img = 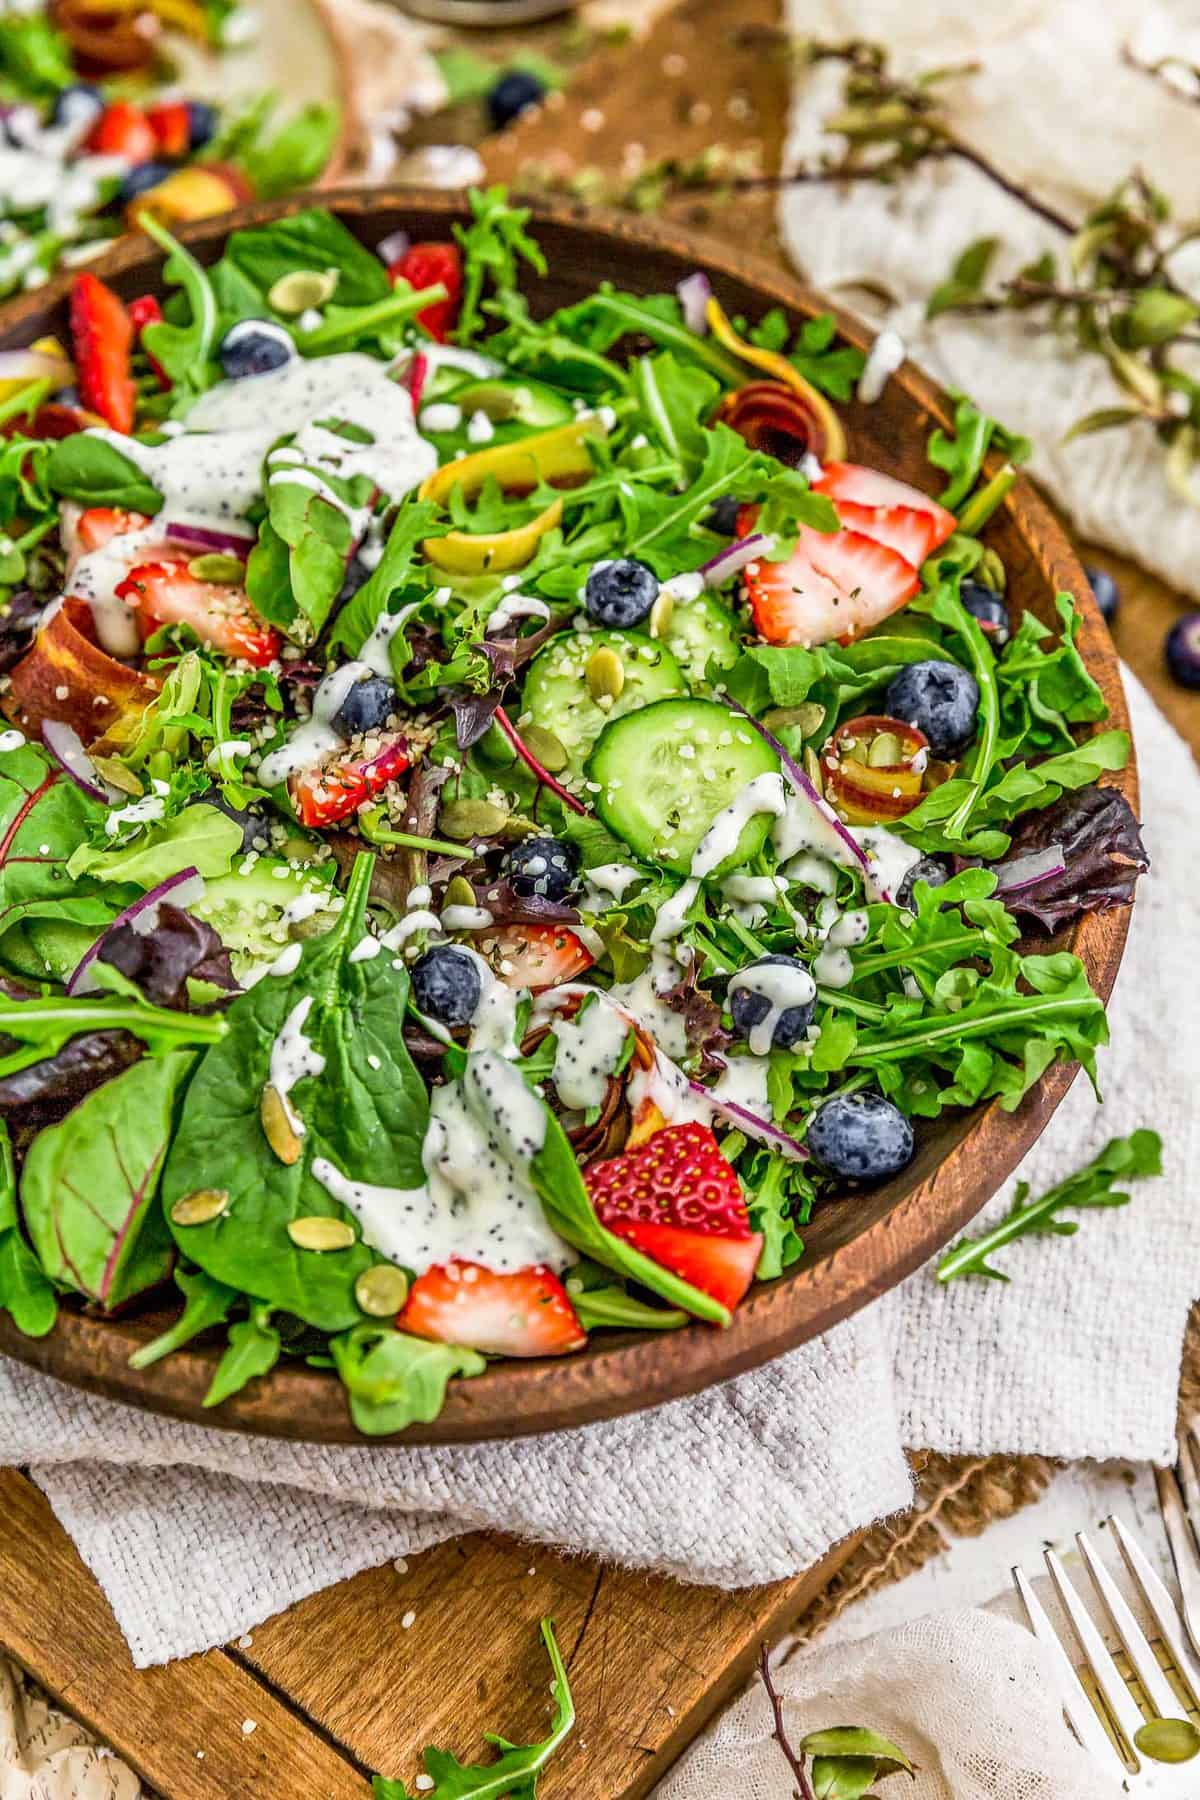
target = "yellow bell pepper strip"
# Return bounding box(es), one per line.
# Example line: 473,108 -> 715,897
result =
705,296 -> 848,463
418,416 -> 604,573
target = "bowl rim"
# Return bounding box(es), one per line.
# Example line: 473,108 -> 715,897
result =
0,188 -> 1137,1444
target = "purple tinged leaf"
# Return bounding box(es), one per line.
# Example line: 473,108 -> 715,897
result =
993,785 -> 1148,930
97,903 -> 238,1009
0,1028 -> 142,1117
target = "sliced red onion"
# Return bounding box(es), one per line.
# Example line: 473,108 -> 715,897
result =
67,868 -> 206,996
42,720 -> 111,802
676,271 -> 712,336
992,843 -> 1066,894
377,228 -> 409,267
700,533 -> 768,588
686,1078 -> 810,1160
728,700 -> 891,902
163,521 -> 255,557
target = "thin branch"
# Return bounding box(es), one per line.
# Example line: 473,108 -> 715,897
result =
759,1644 -> 815,1800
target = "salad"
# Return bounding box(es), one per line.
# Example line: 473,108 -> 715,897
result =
0,188 -> 1148,1434
0,4 -> 336,302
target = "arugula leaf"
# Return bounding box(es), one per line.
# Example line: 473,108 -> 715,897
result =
453,185 -> 548,345
927,390 -> 1032,511
937,1128 -> 1162,1281
45,435 -> 162,514
0,1120 -> 55,1338
565,1261 -> 688,1332
997,593 -> 1106,752
330,1324 -> 486,1435
205,1306 -> 282,1406
161,854 -> 430,1333
237,103 -> 339,201
20,1052 -> 196,1309
629,350 -> 721,470
136,214 -> 219,411
742,1149 -> 812,1280
544,285 -> 746,387
128,1265 -> 238,1368
328,501 -> 448,656
778,310 -> 866,401
68,804 -> 244,886
222,209 -> 390,309
0,13 -> 73,98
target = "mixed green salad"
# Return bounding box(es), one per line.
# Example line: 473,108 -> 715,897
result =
0,187 -> 1148,1433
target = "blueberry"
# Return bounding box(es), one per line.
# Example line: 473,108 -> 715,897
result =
503,834 -> 581,902
885,660 -> 980,759
487,69 -> 546,131
50,83 -> 103,131
959,580 -> 1010,650
338,554 -> 371,602
411,944 -> 482,1028
1166,612 -> 1200,690
218,320 -> 294,380
1085,566 -> 1119,624
896,855 -> 952,913
703,496 -> 742,536
332,674 -> 398,738
119,161 -> 173,203
729,953 -> 815,1050
807,1091 -> 915,1183
585,557 -> 659,628
186,99 -> 218,150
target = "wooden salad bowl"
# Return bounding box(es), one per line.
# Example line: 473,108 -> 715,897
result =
0,191 -> 1137,1443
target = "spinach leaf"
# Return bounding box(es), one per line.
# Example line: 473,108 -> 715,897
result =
238,103 -> 339,201
0,1120 -> 55,1337
327,500 -> 446,655
136,215 -> 219,411
68,804 -> 244,886
128,1264 -> 238,1368
330,1324 -> 486,1435
20,1051 -> 195,1308
222,208 -> 390,309
161,853 -> 430,1333
247,457 -> 373,643
205,1305 -> 281,1406
0,13 -> 73,98
45,435 -> 162,514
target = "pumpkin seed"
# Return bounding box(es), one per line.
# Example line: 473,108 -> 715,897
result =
803,747 -> 824,794
268,268 -> 339,314
867,731 -> 903,768
443,873 -> 477,910
977,546 -> 1006,592
439,797 -> 509,840
586,645 -> 624,702
842,737 -> 869,764
648,590 -> 674,639
187,552 -> 245,584
355,1263 -> 410,1316
260,1084 -> 302,1166
520,723 -> 569,772
764,702 -> 825,740
171,1187 -> 230,1227
288,1216 -> 357,1252
498,814 -> 538,840
90,755 -> 143,796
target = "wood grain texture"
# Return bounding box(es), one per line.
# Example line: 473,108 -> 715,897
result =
0,1469 -> 371,1799
0,188 -> 1136,1444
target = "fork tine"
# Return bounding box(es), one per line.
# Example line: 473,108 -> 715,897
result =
1109,1513 -> 1200,1710
1156,1465 -> 1200,1667
1045,1547 -> 1144,1761
1076,1530 -> 1182,1721
1013,1564 -> 1118,1766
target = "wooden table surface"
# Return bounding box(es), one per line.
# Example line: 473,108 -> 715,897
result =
0,2 -> 1195,1796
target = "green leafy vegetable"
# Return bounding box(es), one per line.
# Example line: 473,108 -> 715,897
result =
0,989 -> 224,1081
0,1120 -> 55,1337
223,209 -> 391,309
937,1128 -> 1162,1281
0,13 -> 73,98
330,1324 -> 486,1435
68,804 -> 244,887
238,103 -> 339,201
128,1265 -> 238,1368
205,1305 -> 282,1406
453,185 -> 548,345
327,500 -> 447,655
927,391 -> 1032,512
136,215 -> 219,411
248,456 -> 374,643
21,1053 -> 196,1309
44,435 -> 162,514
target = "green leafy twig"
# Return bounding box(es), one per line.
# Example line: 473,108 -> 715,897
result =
757,1647 -> 916,1798
937,1128 -> 1163,1283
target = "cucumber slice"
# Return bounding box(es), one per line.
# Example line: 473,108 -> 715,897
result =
449,377 -> 574,428
190,859 -> 340,984
522,629 -> 687,774
662,590 -> 742,686
588,697 -> 781,876
422,364 -> 473,403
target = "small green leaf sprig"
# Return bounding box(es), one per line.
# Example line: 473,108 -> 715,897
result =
758,1646 -> 915,1799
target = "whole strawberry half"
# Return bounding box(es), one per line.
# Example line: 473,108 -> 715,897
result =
585,1122 -> 763,1311
69,273 -> 136,435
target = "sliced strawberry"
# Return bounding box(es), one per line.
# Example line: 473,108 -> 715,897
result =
388,242 -> 462,343
291,737 -> 411,829
146,99 -> 191,158
73,507 -> 151,554
741,515 -> 920,648
828,498 -> 938,566
813,462 -> 956,551
399,1260 -> 586,1357
129,295 -> 169,389
70,273 -> 136,435
617,1221 -> 762,1312
114,558 -> 281,666
476,923 -> 595,992
86,101 -> 156,162
585,1122 -> 762,1310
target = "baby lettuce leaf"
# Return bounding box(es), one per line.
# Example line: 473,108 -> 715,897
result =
44,435 -> 162,514
247,457 -> 374,644
330,1324 -> 486,1436
0,1119 -> 56,1336
204,1305 -> 281,1407
222,208 -> 390,309
128,1264 -> 238,1368
161,853 -> 430,1333
0,742 -> 110,912
20,1051 -> 195,1308
327,501 -> 448,656
136,215 -> 219,412
994,785 -> 1149,930
68,804 -> 244,886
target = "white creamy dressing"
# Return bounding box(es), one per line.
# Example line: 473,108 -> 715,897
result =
486,592 -> 551,635
548,998 -> 630,1112
582,862 -> 642,904
458,945 -> 524,1058
408,342 -> 502,383
727,961 -> 817,1057
265,941 -> 303,978
268,995 -> 326,1137
651,772 -> 787,952
466,410 -> 495,444
359,600 -> 419,679
257,662 -> 369,788
0,99 -> 127,246
348,935 -> 382,963
0,729 -> 25,752
811,908 -> 868,989
279,887 -> 341,928
851,825 -> 921,901
857,327 -> 907,405
420,402 -> 462,434
380,908 -> 442,950
440,903 -> 494,931
66,516 -> 164,659
711,1054 -> 774,1121
311,1051 -> 572,1276
104,779 -> 168,836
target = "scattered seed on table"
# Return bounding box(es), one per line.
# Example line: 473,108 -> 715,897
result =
242,1720 -> 257,1736
401,1609 -> 416,1628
